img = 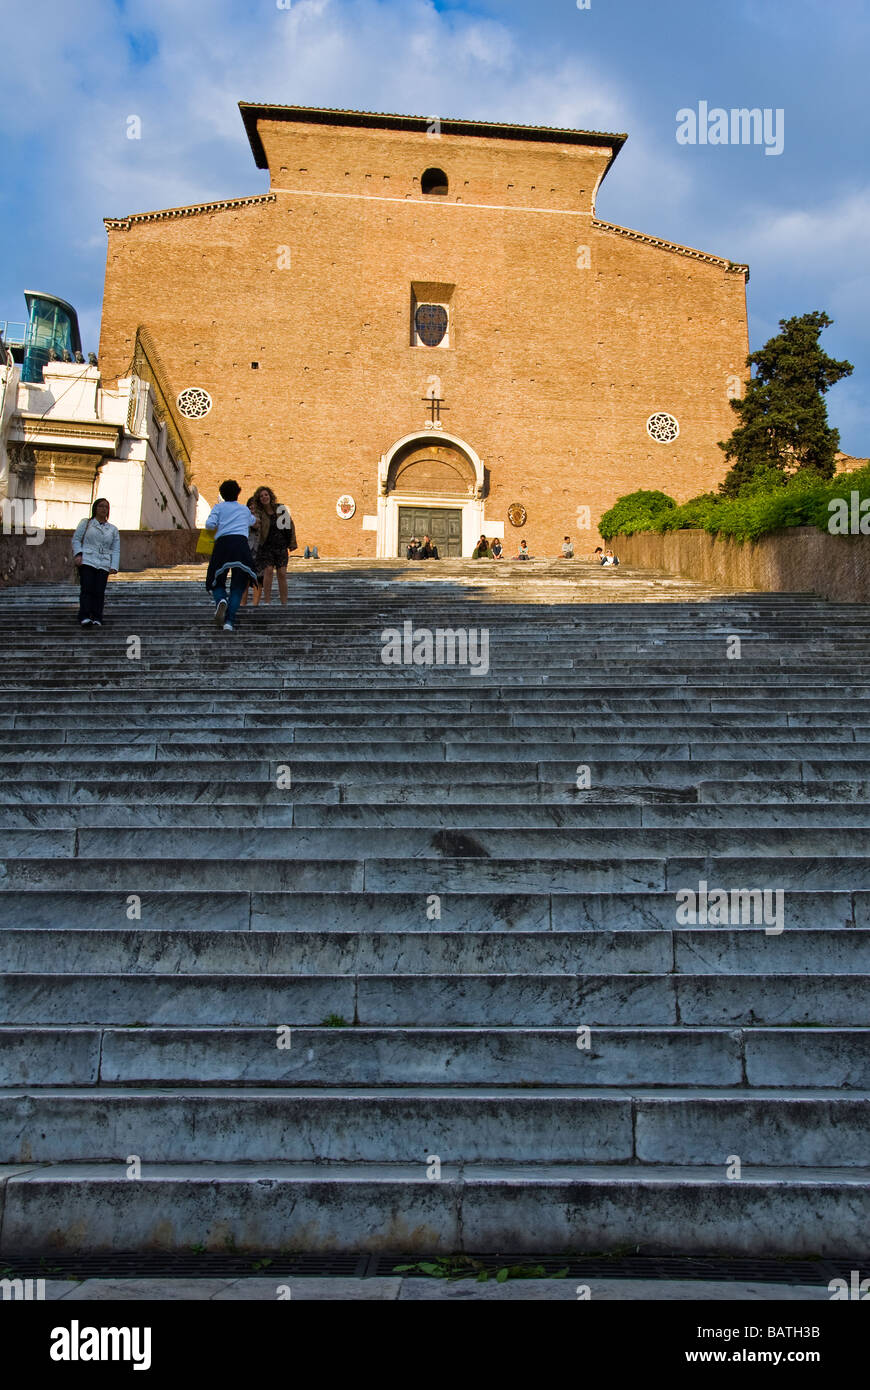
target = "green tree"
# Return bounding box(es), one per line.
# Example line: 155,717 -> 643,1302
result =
719,311 -> 853,497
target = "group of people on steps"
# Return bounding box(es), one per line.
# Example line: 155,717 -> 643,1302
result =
70,481 -> 296,632
204,480 -> 297,632
71,488 -> 618,632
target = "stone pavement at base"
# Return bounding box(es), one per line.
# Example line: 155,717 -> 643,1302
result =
34,1277 -> 832,1301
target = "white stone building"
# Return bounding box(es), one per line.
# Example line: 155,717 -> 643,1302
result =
0,342 -> 198,532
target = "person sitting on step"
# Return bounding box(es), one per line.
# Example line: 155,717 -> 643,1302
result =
602,548 -> 620,567
472,535 -> 492,559
491,538 -> 504,559
561,536 -> 574,558
418,534 -> 440,560
515,538 -> 532,560
406,536 -> 422,559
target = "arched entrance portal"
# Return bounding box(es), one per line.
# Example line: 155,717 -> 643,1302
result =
376,432 -> 487,558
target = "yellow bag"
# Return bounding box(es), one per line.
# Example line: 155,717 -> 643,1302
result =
196,527 -> 215,556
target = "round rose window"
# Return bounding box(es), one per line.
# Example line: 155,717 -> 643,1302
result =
646,412 -> 679,443
176,387 -> 212,419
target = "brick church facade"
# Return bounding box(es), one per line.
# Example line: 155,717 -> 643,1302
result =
98,103 -> 750,556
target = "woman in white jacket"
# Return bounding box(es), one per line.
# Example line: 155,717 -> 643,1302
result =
72,498 -> 121,627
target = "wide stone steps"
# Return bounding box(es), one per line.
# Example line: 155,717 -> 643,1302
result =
2,559 -> 869,1256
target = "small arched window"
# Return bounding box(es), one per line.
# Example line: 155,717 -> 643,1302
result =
421,167 -> 449,196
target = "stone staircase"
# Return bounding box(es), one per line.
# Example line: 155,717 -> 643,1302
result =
1,557 -> 869,1257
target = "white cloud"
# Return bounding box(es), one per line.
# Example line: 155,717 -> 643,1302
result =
2,0 -> 866,455
741,189 -> 870,261
3,0 -> 636,230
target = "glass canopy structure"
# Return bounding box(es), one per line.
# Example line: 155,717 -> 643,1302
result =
21,291 -> 83,383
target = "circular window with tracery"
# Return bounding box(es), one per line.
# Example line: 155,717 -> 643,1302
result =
647,412 -> 679,443
176,387 -> 212,419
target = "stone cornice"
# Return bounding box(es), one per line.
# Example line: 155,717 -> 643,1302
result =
591,218 -> 750,279
239,101 -> 627,168
104,193 -> 276,232
16,417 -> 122,450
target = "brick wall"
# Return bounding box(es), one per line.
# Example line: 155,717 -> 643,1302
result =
99,116 -> 749,557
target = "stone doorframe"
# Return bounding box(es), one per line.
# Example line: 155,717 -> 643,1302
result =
375,431 -> 489,558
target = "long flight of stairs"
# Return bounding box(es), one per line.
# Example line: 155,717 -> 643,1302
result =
1,558 -> 869,1257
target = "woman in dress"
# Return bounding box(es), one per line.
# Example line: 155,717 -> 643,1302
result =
246,486 -> 297,606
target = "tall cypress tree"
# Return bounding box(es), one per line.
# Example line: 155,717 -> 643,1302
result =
719,311 -> 853,497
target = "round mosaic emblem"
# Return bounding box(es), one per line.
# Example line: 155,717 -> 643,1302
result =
646,412 -> 680,443
508,503 -> 527,528
415,304 -> 448,347
176,387 -> 212,419
336,494 -> 356,519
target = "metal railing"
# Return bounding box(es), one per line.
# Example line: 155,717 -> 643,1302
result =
0,321 -> 26,347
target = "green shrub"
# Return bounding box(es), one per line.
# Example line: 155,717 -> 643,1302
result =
606,463 -> 870,544
599,490 -> 676,541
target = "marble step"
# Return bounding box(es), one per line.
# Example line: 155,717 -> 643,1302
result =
3,928 -> 869,975
5,801 -> 870,830
1,972 -> 867,1026
9,711 -> 867,730
0,780 -> 340,806
4,853 -> 870,893
1,1161 -> 867,1257
58,825 -> 870,859
4,724 -> 866,745
2,735 -> 866,760
13,777 -> 868,808
8,665 -> 870,682
8,694 -> 870,714
1,759 -> 861,786
1,1086 -> 868,1166
0,888 -> 857,931
6,1025 -> 869,1089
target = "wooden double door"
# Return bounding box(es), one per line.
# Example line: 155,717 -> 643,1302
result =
398,506 -> 462,557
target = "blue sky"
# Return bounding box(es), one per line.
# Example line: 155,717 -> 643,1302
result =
2,0 -> 868,452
